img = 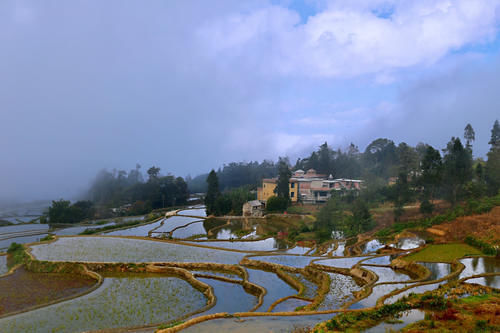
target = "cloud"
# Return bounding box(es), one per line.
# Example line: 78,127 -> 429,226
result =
200,0 -> 500,78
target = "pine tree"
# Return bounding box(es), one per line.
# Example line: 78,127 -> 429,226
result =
464,123 -> 475,152
275,157 -> 292,199
486,120 -> 500,195
205,170 -> 220,215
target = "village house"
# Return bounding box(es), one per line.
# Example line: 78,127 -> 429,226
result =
242,200 -> 264,217
257,169 -> 363,204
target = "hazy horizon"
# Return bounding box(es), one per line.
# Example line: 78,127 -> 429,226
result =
2,0 -> 500,203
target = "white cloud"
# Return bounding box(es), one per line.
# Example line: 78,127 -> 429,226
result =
198,0 -> 500,79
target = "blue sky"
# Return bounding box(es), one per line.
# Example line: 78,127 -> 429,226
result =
1,0 -> 500,201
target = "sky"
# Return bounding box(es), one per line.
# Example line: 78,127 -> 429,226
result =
1,0 -> 500,202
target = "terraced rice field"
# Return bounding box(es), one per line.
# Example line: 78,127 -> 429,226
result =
459,257 -> 500,288
316,273 -> 360,310
0,266 -> 96,316
0,274 -> 206,332
314,256 -> 369,269
246,268 -> 298,311
30,237 -> 246,264
250,255 -> 316,268
105,219 -> 164,237
189,238 -> 279,251
0,255 -> 8,276
171,221 -> 206,239
197,278 -> 257,313
154,216 -> 201,233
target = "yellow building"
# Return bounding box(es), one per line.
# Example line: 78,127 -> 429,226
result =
257,178 -> 298,202
257,178 -> 276,201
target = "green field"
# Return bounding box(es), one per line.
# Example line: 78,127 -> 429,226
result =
403,243 -> 482,262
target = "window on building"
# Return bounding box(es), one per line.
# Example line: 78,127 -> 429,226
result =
291,182 -> 295,188
291,192 -> 294,197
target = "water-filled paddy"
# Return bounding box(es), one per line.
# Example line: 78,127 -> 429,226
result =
30,237 -> 246,264
314,256 -> 369,269
54,222 -> 116,236
361,239 -> 386,254
459,257 -> 500,288
250,255 -> 315,268
272,298 -> 311,312
105,219 -> 164,237
283,245 -> 312,255
0,266 -> 96,316
182,313 -> 333,333
364,266 -> 412,283
384,282 -> 444,304
171,221 -> 206,239
189,238 -> 280,252
196,278 -> 257,314
154,216 -> 202,233
289,272 -> 317,299
246,268 -> 297,311
0,234 -> 49,252
0,274 -> 206,332
0,255 -> 7,275
0,224 -> 49,235
316,273 -> 360,310
351,283 -> 414,309
393,237 -> 425,250
177,208 -> 207,217
330,241 -> 345,256
364,309 -> 425,332
362,255 -> 393,265
418,262 -> 451,280
191,270 -> 241,280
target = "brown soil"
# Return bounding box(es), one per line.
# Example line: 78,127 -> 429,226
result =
372,201 -> 451,230
0,266 -> 96,316
425,206 -> 500,245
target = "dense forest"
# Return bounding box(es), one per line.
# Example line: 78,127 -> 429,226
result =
187,161 -> 278,193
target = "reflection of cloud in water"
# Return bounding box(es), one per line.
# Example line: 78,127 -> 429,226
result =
460,257 -> 500,289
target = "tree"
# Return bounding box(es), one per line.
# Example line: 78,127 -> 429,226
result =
147,166 -> 161,182
275,157 -> 291,199
488,119 -> 500,149
464,123 -> 475,152
265,196 -> 289,213
318,142 -> 333,175
442,137 -> 473,205
205,170 -> 220,215
419,145 -> 442,214
486,120 -> 500,195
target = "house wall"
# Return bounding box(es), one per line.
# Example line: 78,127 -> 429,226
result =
258,181 -> 277,201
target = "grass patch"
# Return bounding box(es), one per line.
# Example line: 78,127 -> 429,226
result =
461,294 -> 492,304
404,243 -> 482,262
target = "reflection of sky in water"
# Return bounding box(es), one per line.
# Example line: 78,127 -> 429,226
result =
171,221 -> 205,238
197,278 -> 257,314
54,222 -> 115,236
362,255 -> 392,265
315,257 -> 368,268
177,208 -> 207,217
418,262 -> 451,280
362,239 -> 385,254
246,268 -> 297,311
364,309 -> 425,332
187,238 -> 279,251
106,220 -> 164,237
331,242 -> 345,256
392,237 -> 425,250
459,257 -> 500,288
0,224 -> 49,235
364,266 -> 412,283
384,282 -> 444,304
